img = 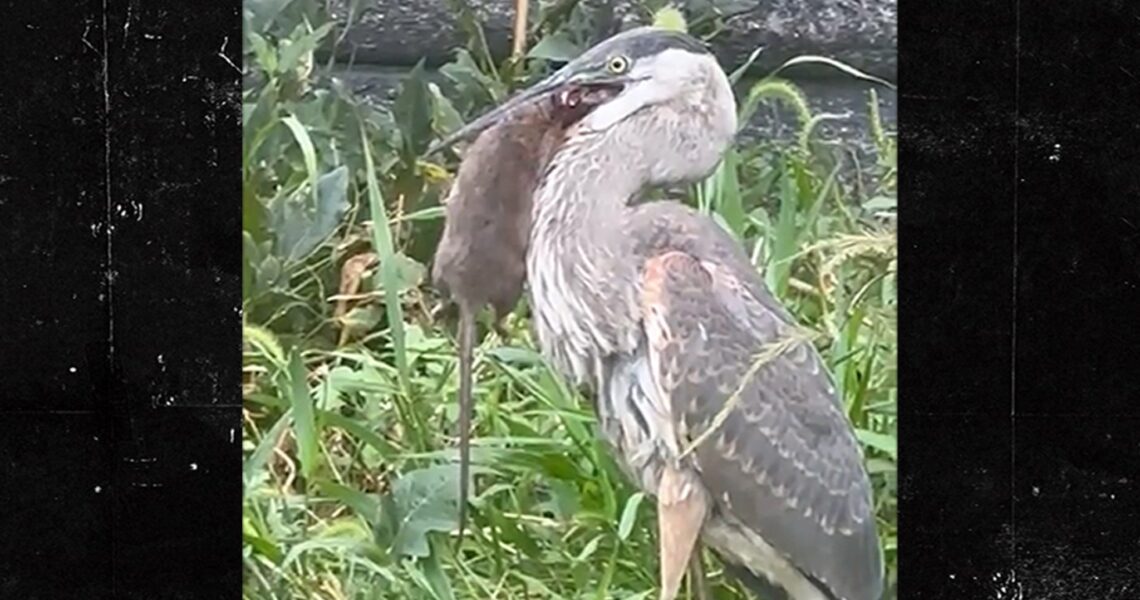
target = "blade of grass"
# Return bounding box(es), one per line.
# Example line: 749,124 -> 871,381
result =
286,351 -> 319,481
712,148 -> 746,240
765,167 -> 800,296
423,539 -> 457,600
281,115 -> 320,206
244,408 -> 293,482
728,45 -> 764,86
359,124 -> 410,393
319,481 -> 382,525
616,492 -> 645,542
770,55 -> 897,90
321,410 -> 398,457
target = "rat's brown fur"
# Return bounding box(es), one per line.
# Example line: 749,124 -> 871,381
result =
431,84 -> 619,544
432,86 -> 614,326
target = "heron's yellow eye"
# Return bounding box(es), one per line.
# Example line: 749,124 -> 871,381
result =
606,55 -> 629,74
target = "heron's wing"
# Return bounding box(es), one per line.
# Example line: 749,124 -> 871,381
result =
636,238 -> 883,600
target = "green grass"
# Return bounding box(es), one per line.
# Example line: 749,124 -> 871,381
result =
241,3 -> 897,599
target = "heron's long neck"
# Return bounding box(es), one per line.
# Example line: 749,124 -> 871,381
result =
531,137 -> 641,250
526,140 -> 645,382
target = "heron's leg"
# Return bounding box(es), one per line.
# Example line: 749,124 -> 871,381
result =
688,545 -> 710,600
657,465 -> 709,600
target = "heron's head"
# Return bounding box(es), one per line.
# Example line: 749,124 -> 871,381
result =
433,27 -> 738,186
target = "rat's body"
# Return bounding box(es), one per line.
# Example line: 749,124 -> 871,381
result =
432,84 -> 618,542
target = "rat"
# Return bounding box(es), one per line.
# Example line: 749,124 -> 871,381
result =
431,82 -> 620,544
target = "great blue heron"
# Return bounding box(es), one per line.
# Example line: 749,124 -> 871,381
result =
437,26 -> 883,600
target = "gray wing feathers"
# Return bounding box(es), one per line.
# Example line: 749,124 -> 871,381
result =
634,203 -> 883,600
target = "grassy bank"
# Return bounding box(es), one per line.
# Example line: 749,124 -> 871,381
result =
241,3 -> 897,598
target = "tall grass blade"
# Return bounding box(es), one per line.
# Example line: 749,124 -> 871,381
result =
286,351 -> 319,480
244,408 -> 292,482
710,148 -> 747,240
771,55 -> 897,90
281,115 -> 320,205
359,125 -> 410,392
728,45 -> 765,85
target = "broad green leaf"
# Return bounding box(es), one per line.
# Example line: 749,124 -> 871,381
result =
270,165 -> 350,263
373,486 -> 401,550
428,83 -> 465,138
385,465 -> 462,558
439,49 -> 502,109
527,32 -> 580,62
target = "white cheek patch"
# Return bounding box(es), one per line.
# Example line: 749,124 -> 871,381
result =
579,101 -> 629,133
579,78 -> 667,133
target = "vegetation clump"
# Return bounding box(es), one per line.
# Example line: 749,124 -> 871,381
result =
241,2 -> 897,598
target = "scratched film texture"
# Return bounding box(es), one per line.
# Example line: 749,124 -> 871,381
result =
1,1 -> 243,597
901,0 -> 1140,598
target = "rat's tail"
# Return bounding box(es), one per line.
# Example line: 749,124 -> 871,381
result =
455,308 -> 476,547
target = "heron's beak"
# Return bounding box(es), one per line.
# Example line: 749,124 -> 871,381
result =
425,69 -> 636,156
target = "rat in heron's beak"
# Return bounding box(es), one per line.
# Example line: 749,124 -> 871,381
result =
425,68 -> 636,156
